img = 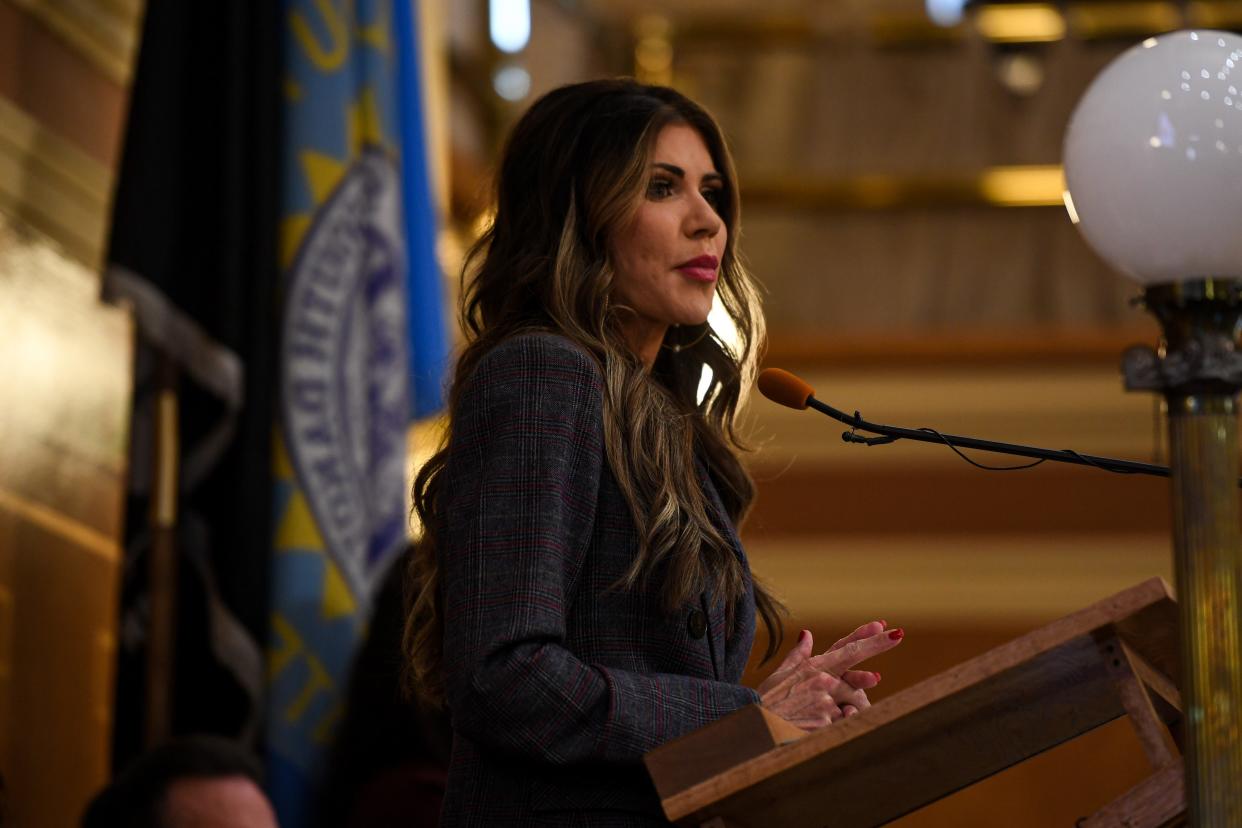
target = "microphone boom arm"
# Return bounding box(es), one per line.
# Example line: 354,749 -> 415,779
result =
806,395 -> 1194,481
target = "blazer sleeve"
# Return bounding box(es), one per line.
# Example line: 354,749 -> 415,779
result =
440,334 -> 761,766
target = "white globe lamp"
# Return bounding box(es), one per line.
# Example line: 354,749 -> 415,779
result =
1065,30 -> 1242,827
1065,30 -> 1242,285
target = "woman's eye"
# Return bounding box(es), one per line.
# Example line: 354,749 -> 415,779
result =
647,179 -> 674,199
702,188 -> 723,208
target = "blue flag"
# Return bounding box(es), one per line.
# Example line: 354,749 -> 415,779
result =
396,0 -> 449,418
267,2 -> 447,824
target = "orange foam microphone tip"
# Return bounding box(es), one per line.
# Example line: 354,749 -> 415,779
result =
757,368 -> 815,410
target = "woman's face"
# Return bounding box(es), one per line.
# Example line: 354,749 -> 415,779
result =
608,123 -> 727,365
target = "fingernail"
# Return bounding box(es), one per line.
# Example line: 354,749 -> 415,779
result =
799,629 -> 809,643
873,671 -> 882,681
878,620 -> 887,628
888,628 -> 905,641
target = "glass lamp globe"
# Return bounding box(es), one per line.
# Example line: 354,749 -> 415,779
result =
1064,30 -> 1242,285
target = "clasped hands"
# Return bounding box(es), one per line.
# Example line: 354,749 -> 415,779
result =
758,621 -> 904,731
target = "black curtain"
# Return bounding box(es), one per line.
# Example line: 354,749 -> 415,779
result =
106,0 -> 281,769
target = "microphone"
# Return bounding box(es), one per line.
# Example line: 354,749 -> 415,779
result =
756,368 -> 814,410
755,367 -> 1218,482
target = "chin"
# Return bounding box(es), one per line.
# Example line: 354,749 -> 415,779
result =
675,297 -> 715,327
673,312 -> 711,328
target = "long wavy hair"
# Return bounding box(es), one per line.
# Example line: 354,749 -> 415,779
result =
404,79 -> 784,706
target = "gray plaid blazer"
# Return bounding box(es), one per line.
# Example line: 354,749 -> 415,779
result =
437,333 -> 760,826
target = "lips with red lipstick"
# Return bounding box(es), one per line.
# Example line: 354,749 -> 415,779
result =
674,254 -> 719,283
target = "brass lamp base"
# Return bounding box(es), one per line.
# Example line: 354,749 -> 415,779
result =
1124,279 -> 1242,827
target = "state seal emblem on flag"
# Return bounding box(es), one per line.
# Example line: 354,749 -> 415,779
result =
281,148 -> 410,602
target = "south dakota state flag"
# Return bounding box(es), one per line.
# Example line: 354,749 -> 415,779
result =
267,1 -> 446,824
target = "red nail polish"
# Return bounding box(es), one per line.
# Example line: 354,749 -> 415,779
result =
888,628 -> 904,641
873,671 -> 882,681
878,620 -> 887,629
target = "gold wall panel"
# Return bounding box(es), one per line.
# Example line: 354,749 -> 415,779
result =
0,95 -> 113,270
7,0 -> 144,85
0,213 -> 132,827
746,533 -> 1172,626
0,1 -> 133,169
741,165 -> 1066,210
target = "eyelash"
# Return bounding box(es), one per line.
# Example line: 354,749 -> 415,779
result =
647,178 -> 675,199
647,177 -> 725,208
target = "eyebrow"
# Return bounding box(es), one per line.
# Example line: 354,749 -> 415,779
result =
652,162 -> 724,184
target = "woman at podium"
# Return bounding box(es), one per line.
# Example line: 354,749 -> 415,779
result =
404,78 -> 903,826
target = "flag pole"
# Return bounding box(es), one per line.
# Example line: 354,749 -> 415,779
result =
145,351 -> 180,747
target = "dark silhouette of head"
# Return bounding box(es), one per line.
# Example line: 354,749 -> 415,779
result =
81,735 -> 276,828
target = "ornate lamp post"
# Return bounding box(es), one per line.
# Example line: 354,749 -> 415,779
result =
1065,30 -> 1242,826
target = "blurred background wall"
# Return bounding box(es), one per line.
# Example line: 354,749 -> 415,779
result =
3,0 -> 1237,825
0,1 -> 143,826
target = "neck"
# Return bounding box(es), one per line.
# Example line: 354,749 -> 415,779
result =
621,320 -> 668,369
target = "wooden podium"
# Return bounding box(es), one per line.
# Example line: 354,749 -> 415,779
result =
645,578 -> 1185,827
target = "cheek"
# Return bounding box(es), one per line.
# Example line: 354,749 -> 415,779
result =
621,225 -> 662,268
610,225 -> 664,292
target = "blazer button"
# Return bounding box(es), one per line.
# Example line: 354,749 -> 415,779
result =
687,609 -> 708,639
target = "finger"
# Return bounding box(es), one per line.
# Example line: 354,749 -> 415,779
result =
841,669 -> 881,690
773,662 -> 873,708
786,713 -> 833,732
811,628 -> 904,674
845,687 -> 871,710
817,671 -> 871,711
776,629 -> 814,673
829,621 -> 887,652
758,630 -> 817,696
790,691 -> 842,724
783,671 -> 867,719
841,704 -> 860,718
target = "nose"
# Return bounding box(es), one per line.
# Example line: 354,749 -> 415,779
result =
686,191 -> 723,240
